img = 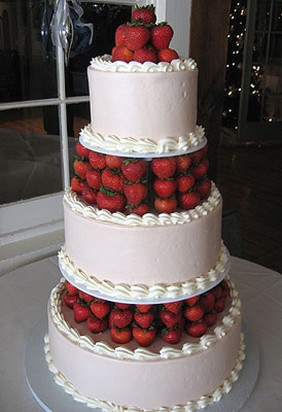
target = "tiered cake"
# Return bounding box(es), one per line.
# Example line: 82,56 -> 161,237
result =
45,6 -> 244,411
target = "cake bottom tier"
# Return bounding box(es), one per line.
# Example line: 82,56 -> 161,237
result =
45,281 -> 244,411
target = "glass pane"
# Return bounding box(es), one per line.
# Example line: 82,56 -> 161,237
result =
0,107 -> 63,204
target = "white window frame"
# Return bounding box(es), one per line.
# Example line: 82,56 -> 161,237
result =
0,0 -> 192,275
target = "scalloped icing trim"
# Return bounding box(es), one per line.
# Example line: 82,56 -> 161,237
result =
79,124 -> 206,155
58,243 -> 230,300
44,331 -> 245,412
90,55 -> 197,73
64,183 -> 221,228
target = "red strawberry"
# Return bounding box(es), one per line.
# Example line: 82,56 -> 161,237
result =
200,292 -> 215,313
132,326 -> 156,347
63,293 -> 78,309
96,190 -> 126,212
211,285 -> 222,299
134,311 -> 154,329
133,47 -> 157,63
161,327 -> 182,344
114,302 -> 131,310
73,303 -> 90,323
65,280 -> 78,295
163,301 -> 183,314
102,169 -> 124,193
190,149 -> 204,165
90,300 -> 111,319
175,155 -> 192,174
71,176 -> 87,194
112,45 -> 133,63
87,314 -> 108,333
153,179 -> 177,198
158,48 -> 179,63
151,23 -> 174,50
160,309 -> 182,328
105,154 -> 123,170
186,320 -> 207,337
78,290 -> 94,303
204,311 -> 218,327
178,191 -> 200,210
151,157 -> 176,179
127,202 -> 150,217
214,298 -> 226,313
86,169 -> 102,190
74,159 -> 90,179
75,142 -> 90,158
135,304 -> 152,313
176,174 -> 195,193
111,326 -> 132,344
185,296 -> 200,306
82,186 -> 97,204
191,161 -> 208,180
132,5 -> 156,24
89,151 -> 107,170
184,305 -> 204,322
124,182 -> 148,205
124,24 -> 151,52
109,308 -> 133,328
121,159 -> 147,182
154,197 -> 177,213
220,280 -> 230,298
197,179 -> 212,200
115,23 -> 127,46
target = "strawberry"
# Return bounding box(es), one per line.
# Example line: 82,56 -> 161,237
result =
211,285 -> 222,299
112,45 -> 133,63
200,292 -> 215,313
151,157 -> 176,179
134,311 -> 154,329
176,174 -> 195,193
121,159 -> 147,182
71,176 -> 87,194
135,304 -> 152,313
124,182 -> 148,205
73,303 -> 90,323
220,280 -> 230,298
184,304 -> 204,322
124,24 -> 151,52
178,191 -> 200,210
96,189 -> 126,212
190,149 -> 204,165
214,298 -> 226,313
65,280 -> 78,295
90,300 -> 111,319
127,202 -> 150,217
109,308 -> 133,328
175,155 -> 192,174
133,47 -> 157,63
89,151 -> 107,170
185,296 -> 200,307
86,169 -> 102,190
102,169 -> 124,193
154,197 -> 177,213
132,5 -> 156,24
114,302 -> 131,310
204,311 -> 218,327
78,290 -> 94,303
115,23 -> 127,46
161,326 -> 182,344
197,178 -> 212,200
75,142 -> 90,158
163,301 -> 183,314
82,186 -> 97,205
151,23 -> 174,50
158,48 -> 179,63
105,154 -> 123,170
186,320 -> 207,337
63,293 -> 78,309
132,326 -> 156,347
111,326 -> 132,344
87,314 -> 108,333
191,160 -> 208,180
74,159 -> 90,179
153,179 -> 177,198
160,309 -> 182,328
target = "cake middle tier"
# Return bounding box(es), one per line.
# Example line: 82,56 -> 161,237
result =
62,184 -> 223,295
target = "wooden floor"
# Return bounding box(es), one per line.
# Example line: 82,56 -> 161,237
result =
217,142 -> 282,274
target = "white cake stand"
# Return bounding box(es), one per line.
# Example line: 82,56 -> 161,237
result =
25,318 -> 259,412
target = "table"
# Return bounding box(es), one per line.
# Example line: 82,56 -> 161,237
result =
0,256 -> 281,412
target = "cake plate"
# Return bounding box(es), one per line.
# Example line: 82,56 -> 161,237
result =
25,317 -> 259,412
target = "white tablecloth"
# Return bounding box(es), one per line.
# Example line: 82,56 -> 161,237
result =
0,256 -> 281,412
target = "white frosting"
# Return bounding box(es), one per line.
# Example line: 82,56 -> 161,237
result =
58,243 -> 229,300
64,183 -> 221,228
